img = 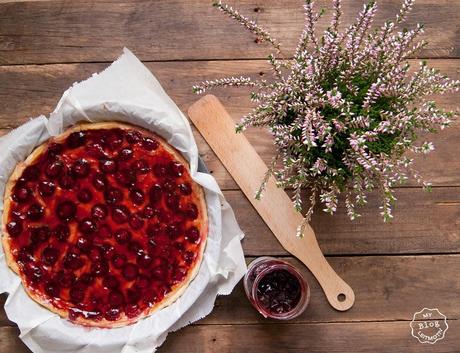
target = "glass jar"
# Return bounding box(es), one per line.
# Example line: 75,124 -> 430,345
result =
243,256 -> 310,320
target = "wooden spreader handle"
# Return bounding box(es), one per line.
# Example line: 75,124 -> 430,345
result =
188,95 -> 355,311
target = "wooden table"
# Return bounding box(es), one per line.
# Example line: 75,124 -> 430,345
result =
0,1 -> 459,352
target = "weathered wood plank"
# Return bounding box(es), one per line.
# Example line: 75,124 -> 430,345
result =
0,0 -> 459,65
159,321 -> 459,353
0,327 -> 26,353
0,59 -> 458,187
162,321 -> 459,353
227,187 -> 460,256
1,319 -> 458,353
2,255 -> 458,326
0,0 -> 50,3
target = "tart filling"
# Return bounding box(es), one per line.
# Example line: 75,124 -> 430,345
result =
2,122 -> 207,327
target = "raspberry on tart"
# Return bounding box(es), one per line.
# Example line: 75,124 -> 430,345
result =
1,122 -> 207,328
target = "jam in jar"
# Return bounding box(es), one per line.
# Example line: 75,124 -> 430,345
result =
244,257 -> 310,320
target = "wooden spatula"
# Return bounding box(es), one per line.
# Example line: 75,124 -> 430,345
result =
188,95 -> 355,311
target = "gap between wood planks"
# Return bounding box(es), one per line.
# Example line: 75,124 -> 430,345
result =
0,301 -> 458,326
263,252 -> 460,258
192,318 -> 460,326
0,57 -> 456,67
1,55 -> 459,67
1,308 -> 456,327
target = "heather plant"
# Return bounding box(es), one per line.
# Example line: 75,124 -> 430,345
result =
193,0 -> 459,236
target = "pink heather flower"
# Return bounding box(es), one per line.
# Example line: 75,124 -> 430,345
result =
195,0 -> 459,232
326,89 -> 344,108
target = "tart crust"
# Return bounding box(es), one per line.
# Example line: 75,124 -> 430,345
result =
2,122 -> 208,328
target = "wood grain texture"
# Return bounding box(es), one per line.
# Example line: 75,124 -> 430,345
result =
1,255 -> 459,327
0,0 -> 50,3
0,0 -> 459,65
1,320 -> 458,353
159,320 -> 460,353
0,59 -> 458,187
2,320 -> 458,353
229,187 -> 460,256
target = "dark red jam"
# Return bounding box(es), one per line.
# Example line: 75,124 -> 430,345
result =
244,257 -> 309,320
256,269 -> 301,315
5,125 -> 205,325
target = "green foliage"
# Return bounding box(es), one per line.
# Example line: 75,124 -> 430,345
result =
286,66 -> 403,188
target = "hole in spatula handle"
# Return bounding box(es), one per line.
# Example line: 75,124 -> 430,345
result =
337,293 -> 346,302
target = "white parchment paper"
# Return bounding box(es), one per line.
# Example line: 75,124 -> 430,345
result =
0,48 -> 247,353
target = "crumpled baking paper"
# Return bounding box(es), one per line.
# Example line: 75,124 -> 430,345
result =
0,48 -> 247,353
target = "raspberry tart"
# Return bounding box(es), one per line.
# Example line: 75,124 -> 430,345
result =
2,122 -> 207,327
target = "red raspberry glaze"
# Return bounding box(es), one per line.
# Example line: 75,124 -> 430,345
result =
5,127 -> 205,325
